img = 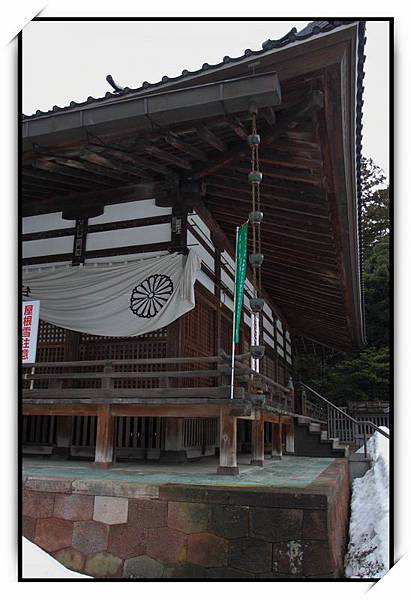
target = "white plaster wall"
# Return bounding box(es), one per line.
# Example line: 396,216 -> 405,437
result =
88,199 -> 172,224
23,212 -> 75,234
23,236 -> 74,258
187,230 -> 214,271
86,223 -> 171,251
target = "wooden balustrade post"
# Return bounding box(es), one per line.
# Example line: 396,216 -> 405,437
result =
251,413 -> 265,466
102,361 -> 113,391
285,419 -> 295,454
95,405 -> 115,468
217,409 -> 239,475
271,420 -> 283,460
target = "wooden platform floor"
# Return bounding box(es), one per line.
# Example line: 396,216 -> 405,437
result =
23,455 -> 335,489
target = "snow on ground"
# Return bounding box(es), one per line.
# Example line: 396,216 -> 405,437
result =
345,426 -> 390,578
22,538 -> 91,579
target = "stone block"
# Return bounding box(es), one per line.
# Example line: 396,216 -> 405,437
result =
23,490 -> 55,518
168,502 -> 210,533
108,524 -> 147,559
84,552 -> 123,578
147,527 -> 187,564
250,507 -> 303,542
34,517 -> 73,552
187,533 -> 228,567
129,499 -> 167,529
93,496 -> 128,525
229,538 -> 272,574
53,494 -> 94,521
303,540 -> 333,576
159,485 -> 230,505
302,510 -> 328,540
272,540 -> 304,576
206,567 -> 253,579
22,515 -> 37,540
25,477 -> 74,494
72,520 -> 108,555
53,548 -> 85,574
164,563 -> 207,579
72,479 -> 158,499
227,490 -> 327,510
123,555 -> 164,579
211,504 -> 249,539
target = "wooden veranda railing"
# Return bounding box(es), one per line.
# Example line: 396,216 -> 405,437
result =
23,352 -> 291,411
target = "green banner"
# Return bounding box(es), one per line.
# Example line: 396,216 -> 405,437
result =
234,222 -> 248,343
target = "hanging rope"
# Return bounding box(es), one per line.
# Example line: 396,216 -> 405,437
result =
248,112 -> 263,302
247,108 -> 265,376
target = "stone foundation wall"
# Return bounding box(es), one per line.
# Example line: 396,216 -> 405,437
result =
22,460 -> 350,579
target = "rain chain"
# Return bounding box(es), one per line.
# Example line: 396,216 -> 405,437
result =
248,106 -> 265,383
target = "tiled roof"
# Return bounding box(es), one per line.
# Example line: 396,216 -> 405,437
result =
22,20 -> 361,120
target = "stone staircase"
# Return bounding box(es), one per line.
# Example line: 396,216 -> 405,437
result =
294,416 -> 350,458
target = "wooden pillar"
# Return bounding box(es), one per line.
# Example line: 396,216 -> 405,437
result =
162,417 -> 186,462
217,410 -> 239,475
251,413 -> 264,466
95,405 -> 115,468
272,420 -> 283,460
285,419 -> 295,454
53,416 -> 73,459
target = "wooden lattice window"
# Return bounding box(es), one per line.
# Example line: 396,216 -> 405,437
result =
261,353 -> 275,381
116,416 -> 163,449
220,315 -> 232,355
22,415 -> 56,445
183,418 -> 218,448
181,293 -> 217,387
72,416 -> 97,447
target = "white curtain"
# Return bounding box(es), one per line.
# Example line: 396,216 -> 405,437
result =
22,251 -> 201,337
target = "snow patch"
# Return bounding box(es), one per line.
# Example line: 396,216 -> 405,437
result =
22,538 -> 91,579
345,426 -> 389,578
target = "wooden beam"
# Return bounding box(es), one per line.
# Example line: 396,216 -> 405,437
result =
23,404 -> 99,416
31,158 -> 123,186
81,150 -> 150,180
52,157 -> 134,183
250,413 -> 265,466
217,410 -> 239,475
164,133 -> 208,162
225,117 -> 248,141
144,144 -> 192,170
22,402 -> 251,419
95,405 -> 115,468
192,90 -> 324,180
23,168 -> 92,191
22,181 -> 172,217
52,416 -> 73,458
88,144 -> 176,177
285,419 -> 295,454
271,420 -> 283,459
196,125 -> 227,152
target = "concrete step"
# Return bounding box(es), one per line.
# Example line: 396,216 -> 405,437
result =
309,423 -> 321,433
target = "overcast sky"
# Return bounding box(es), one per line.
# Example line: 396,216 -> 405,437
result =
22,19 -> 390,178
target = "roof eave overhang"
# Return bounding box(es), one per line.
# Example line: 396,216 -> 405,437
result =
331,22 -> 365,350
22,71 -> 281,155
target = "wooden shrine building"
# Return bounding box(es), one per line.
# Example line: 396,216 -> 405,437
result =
21,20 -> 366,473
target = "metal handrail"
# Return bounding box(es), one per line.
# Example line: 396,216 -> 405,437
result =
298,382 -> 390,457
